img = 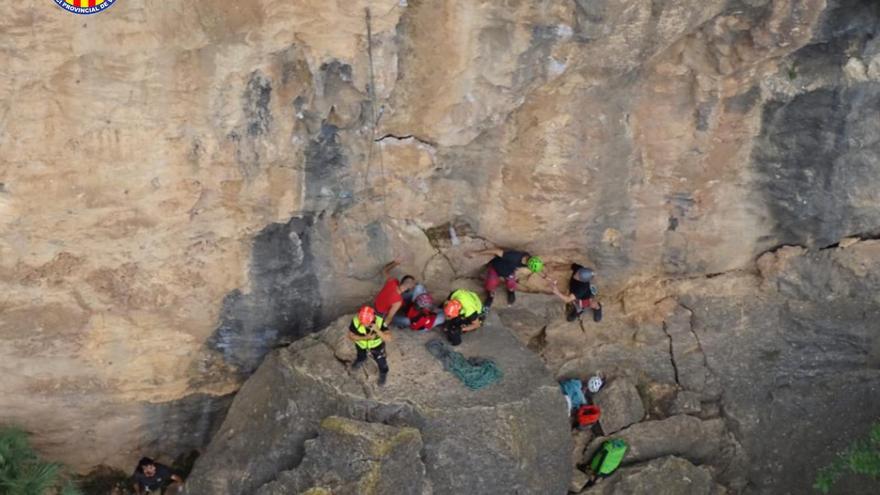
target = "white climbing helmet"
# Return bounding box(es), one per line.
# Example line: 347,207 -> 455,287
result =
587,375 -> 604,393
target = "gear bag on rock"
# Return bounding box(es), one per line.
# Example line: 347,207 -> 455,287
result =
590,439 -> 627,476
577,405 -> 601,427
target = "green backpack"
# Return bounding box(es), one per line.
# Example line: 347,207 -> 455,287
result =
590,439 -> 628,476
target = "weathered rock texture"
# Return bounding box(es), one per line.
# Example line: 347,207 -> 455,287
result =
582,456 -> 725,495
184,314 -> 572,495
507,240 -> 880,493
668,241 -> 880,493
593,378 -> 645,435
1,0 -> 879,493
253,416 -> 426,495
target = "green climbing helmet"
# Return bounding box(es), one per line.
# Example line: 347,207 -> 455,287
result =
527,256 -> 544,273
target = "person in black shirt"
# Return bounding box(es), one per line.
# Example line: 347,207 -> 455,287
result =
132,457 -> 184,494
469,247 -> 546,306
550,264 -> 603,322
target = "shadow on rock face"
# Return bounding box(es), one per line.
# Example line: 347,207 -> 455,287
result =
751,0 -> 880,249
139,393 -> 235,460
206,216 -> 322,376
752,86 -> 880,248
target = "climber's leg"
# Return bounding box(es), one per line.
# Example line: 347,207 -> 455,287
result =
444,325 -> 463,346
352,346 -> 367,369
370,344 -> 389,374
370,344 -> 389,386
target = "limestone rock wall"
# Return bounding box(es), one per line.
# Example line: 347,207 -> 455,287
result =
498,241 -> 879,494
1,0 -> 879,488
185,314 -> 572,495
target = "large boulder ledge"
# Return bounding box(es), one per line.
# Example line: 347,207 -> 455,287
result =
581,456 -> 725,495
185,313 -> 572,494
254,416 -> 427,495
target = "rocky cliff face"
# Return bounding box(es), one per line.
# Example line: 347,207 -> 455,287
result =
185,315 -> 572,495
1,0 -> 879,493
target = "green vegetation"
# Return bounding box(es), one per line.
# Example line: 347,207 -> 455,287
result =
0,427 -> 81,495
815,422 -> 880,493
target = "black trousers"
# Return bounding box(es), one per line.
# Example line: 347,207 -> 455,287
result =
355,343 -> 389,373
444,313 -> 486,346
444,325 -> 463,346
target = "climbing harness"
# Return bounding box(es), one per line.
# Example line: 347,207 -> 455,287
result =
426,339 -> 503,390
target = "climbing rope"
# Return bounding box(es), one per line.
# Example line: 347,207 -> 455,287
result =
362,8 -> 390,221
426,339 -> 503,390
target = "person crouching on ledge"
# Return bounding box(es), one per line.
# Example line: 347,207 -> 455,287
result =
442,289 -> 484,346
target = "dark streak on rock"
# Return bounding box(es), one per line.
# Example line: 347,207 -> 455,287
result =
244,71 -> 272,137
207,216 -> 322,375
724,86 -> 760,114
141,392 -> 235,461
303,123 -> 353,212
751,5 -> 880,250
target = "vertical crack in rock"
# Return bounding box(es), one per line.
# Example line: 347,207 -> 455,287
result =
677,302 -> 712,377
661,320 -> 681,386
659,300 -> 723,399
668,301 -> 747,488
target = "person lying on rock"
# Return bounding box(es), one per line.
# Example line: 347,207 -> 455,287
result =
442,289 -> 484,346
408,291 -> 447,331
374,258 -> 417,328
132,457 -> 184,494
390,282 -> 425,327
549,264 -> 603,322
467,247 -> 546,307
392,285 -> 446,331
348,305 -> 393,386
